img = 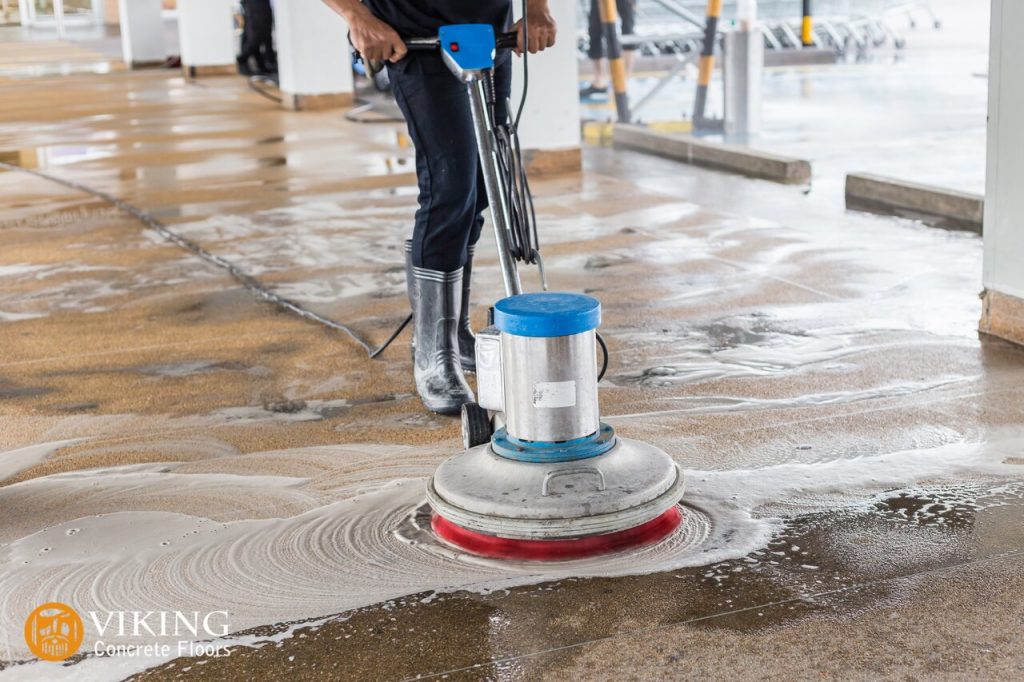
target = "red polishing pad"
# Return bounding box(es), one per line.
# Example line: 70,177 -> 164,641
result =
432,506 -> 682,561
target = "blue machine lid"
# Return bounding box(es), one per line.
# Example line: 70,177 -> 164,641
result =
439,24 -> 496,72
493,292 -> 601,337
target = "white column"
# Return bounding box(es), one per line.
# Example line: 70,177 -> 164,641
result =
510,0 -> 582,173
980,0 -> 1024,345
118,0 -> 165,68
18,0 -> 34,27
176,0 -> 236,76
274,0 -> 353,110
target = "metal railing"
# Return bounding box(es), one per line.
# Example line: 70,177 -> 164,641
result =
577,0 -> 940,60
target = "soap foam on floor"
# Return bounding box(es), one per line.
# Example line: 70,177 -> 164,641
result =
0,431 -> 1020,679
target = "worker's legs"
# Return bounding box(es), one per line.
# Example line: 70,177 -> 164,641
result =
388,54 -> 510,412
390,54 -> 510,272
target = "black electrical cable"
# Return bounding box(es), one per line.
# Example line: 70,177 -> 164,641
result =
515,0 -> 529,128
596,331 -> 609,382
488,0 -> 543,276
504,6 -> 610,386
369,313 -> 412,359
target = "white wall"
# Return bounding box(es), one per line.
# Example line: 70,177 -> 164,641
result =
118,0 -> 165,66
983,0 -> 1024,298
177,0 -> 235,68
510,1 -> 581,151
275,0 -> 353,97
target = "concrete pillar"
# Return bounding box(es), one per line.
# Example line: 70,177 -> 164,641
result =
17,0 -> 32,26
274,0 -> 353,110
176,0 -> 236,78
980,0 -> 1024,345
1,0 -> 16,25
104,0 -> 119,25
510,1 -> 582,175
118,0 -> 165,68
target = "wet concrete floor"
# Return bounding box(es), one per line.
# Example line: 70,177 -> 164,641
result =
1,39 -> 1023,681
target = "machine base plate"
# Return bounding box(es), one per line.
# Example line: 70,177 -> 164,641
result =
431,506 -> 683,560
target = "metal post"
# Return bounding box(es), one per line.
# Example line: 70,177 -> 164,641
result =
801,0 -> 813,47
724,28 -> 762,136
467,75 -> 523,297
692,0 -> 721,126
598,0 -> 630,123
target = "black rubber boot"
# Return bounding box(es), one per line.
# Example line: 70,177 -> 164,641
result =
411,266 -> 475,415
458,244 -> 476,373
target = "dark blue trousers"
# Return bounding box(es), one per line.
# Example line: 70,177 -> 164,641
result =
388,53 -> 512,272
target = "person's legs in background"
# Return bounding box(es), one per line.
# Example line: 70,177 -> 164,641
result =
244,0 -> 275,75
582,0 -> 608,98
237,0 -> 257,75
581,0 -> 638,99
252,0 -> 277,75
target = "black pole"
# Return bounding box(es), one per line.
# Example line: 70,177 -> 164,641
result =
692,0 -> 721,126
802,0 -> 814,47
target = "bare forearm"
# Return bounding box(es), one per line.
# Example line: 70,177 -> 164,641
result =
321,0 -> 371,23
322,0 -> 407,62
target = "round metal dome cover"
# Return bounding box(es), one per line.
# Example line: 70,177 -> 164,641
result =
427,437 -> 685,540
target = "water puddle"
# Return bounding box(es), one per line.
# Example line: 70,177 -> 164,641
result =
612,303 -> 980,391
0,144 -> 114,170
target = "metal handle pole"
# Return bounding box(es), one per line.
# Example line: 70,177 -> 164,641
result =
467,75 -> 522,297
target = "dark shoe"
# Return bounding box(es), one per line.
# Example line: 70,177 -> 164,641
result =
458,244 -> 477,373
254,60 -> 278,78
411,266 -> 475,415
236,56 -> 254,77
580,83 -> 609,100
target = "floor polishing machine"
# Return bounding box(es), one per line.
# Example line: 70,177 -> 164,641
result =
401,24 -> 686,560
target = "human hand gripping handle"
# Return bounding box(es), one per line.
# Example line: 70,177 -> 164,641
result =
323,0 -> 407,63
513,0 -> 557,55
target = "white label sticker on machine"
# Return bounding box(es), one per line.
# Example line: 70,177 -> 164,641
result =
532,381 -> 577,409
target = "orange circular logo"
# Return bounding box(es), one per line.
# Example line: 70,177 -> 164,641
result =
24,602 -> 84,661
